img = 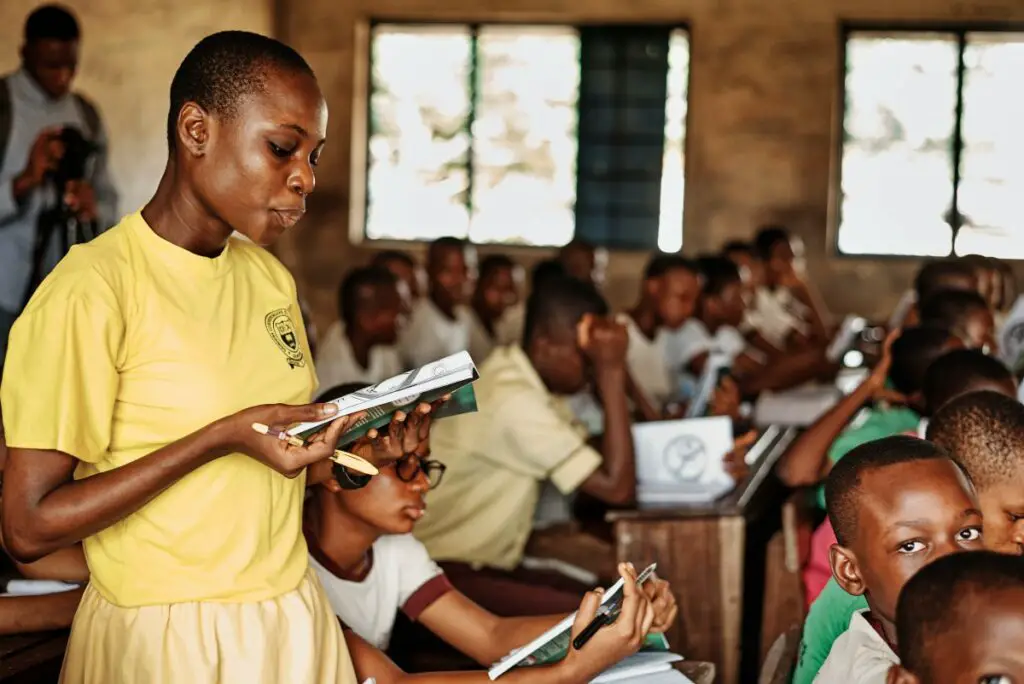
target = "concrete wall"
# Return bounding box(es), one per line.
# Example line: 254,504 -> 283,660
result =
0,0 -> 275,216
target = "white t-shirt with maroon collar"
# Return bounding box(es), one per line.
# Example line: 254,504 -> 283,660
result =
307,532 -> 453,650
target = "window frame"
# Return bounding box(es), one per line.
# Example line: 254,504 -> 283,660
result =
352,19 -> 692,251
833,20 -> 1024,260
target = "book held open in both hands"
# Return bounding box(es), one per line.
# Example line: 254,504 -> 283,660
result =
287,351 -> 480,445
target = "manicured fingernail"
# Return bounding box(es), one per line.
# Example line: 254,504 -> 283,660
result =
323,404 -> 338,415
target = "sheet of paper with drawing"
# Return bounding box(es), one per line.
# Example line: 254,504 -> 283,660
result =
632,416 -> 735,505
487,564 -> 670,680
288,351 -> 479,444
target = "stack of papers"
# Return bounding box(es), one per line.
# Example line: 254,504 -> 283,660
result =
288,351 -> 479,444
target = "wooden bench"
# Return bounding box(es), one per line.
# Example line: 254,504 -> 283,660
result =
0,630 -> 67,683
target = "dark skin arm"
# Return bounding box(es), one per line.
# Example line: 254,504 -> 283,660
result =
576,316 -> 636,507
775,330 -> 900,487
0,588 -> 83,636
2,403 -> 369,562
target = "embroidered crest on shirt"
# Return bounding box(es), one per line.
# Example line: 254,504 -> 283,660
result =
265,309 -> 306,368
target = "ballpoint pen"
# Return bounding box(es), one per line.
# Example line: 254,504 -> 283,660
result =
251,422 -> 379,476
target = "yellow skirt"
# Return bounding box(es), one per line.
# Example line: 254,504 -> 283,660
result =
60,568 -> 357,684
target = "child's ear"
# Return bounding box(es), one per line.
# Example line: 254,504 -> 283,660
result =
886,664 -> 919,684
829,544 -> 867,596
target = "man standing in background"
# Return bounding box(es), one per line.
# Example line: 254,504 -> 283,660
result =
0,4 -> 118,364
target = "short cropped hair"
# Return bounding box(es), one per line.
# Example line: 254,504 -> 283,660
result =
479,254 -> 516,283
825,436 -> 950,547
919,289 -> 989,336
644,254 -> 698,281
696,256 -> 742,297
25,4 -> 79,42
927,390 -> 1024,490
897,551 -> 1024,682
372,250 -> 415,270
721,240 -> 753,258
531,259 -> 567,292
914,260 -> 979,304
753,225 -> 790,261
923,348 -> 1013,414
168,31 -> 314,149
338,266 -> 397,329
522,275 -> 608,346
887,326 -> 955,397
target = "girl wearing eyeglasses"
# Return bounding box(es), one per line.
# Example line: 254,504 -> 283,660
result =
304,383 -> 679,684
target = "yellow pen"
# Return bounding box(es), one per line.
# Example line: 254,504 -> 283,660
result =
250,423 -> 379,476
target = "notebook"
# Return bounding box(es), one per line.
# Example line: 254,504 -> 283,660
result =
632,416 -> 735,505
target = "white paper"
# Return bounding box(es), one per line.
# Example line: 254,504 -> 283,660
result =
3,579 -> 79,596
591,653 -> 685,683
632,416 -> 734,504
685,353 -> 731,419
754,385 -> 840,427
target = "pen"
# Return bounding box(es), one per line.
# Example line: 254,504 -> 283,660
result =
250,423 -> 379,476
572,604 -> 617,651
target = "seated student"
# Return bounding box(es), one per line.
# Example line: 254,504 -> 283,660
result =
888,551 -> 1024,684
316,267 -> 404,388
304,384 -> 677,664
961,254 -> 1001,311
919,288 -> 997,355
558,239 -> 607,290
343,565 -> 658,684
374,249 -> 422,307
672,256 -> 836,397
624,255 -> 702,412
749,225 -> 830,349
791,357 -> 1017,684
921,348 -> 1017,425
928,390 -> 1024,556
399,238 -> 476,369
813,437 -> 985,683
468,255 -> 523,364
413,276 -> 637,614
891,259 -> 980,329
721,240 -> 779,357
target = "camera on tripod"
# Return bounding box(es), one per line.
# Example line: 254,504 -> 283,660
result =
51,125 -> 98,204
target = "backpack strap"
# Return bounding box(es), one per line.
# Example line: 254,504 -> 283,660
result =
72,92 -> 100,141
0,77 -> 12,166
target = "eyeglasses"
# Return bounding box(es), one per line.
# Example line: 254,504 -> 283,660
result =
394,455 -> 446,490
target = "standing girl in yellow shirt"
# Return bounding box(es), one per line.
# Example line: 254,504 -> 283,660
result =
0,31 -> 433,684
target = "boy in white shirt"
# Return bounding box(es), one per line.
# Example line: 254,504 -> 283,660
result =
814,436 -> 985,683
373,250 -> 422,307
398,238 -> 475,369
315,266 -> 403,388
624,255 -> 702,413
468,255 -> 523,365
305,384 -> 678,684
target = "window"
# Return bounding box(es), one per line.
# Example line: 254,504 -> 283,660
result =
364,23 -> 689,251
837,28 -> 1024,258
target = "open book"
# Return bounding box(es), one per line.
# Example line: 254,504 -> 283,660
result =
288,351 -> 480,444
488,564 -> 673,680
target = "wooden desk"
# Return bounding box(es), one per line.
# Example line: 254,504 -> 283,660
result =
608,427 -> 797,684
0,630 -> 67,683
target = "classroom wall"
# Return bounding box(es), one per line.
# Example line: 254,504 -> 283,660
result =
0,0 -> 275,217
277,0 -> 1024,338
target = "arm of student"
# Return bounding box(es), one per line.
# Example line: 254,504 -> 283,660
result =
734,345 -> 839,396
418,590 -> 565,666
579,365 -> 636,506
0,588 -> 83,636
1,538 -> 89,583
625,370 -> 662,423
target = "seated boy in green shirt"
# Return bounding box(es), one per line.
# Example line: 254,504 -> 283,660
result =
790,351 -> 1017,684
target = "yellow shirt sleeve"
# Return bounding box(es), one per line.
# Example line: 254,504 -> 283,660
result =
1,270 -> 123,463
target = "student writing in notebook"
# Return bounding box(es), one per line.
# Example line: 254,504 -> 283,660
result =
303,384 -> 676,674
399,238 -> 476,369
315,266 -> 404,388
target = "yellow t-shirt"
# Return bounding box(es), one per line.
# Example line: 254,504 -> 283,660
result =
413,345 -> 602,570
1,212 -> 317,608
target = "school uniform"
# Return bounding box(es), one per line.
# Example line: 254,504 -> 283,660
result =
813,611 -> 899,683
315,321 -> 402,389
467,310 -> 497,365
398,297 -> 473,369
748,287 -> 811,349
624,317 -> 673,411
415,345 -> 602,571
792,580 -> 869,684
307,530 -> 453,650
1,212 -> 356,684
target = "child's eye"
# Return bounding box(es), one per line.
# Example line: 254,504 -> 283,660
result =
268,142 -> 294,158
958,526 -> 983,542
979,676 -> 1011,684
898,540 -> 925,554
